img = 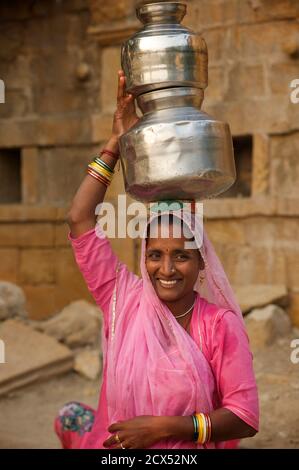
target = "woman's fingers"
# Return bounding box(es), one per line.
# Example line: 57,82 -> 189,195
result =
117,71 -> 125,101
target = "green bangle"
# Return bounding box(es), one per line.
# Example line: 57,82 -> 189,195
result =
192,414 -> 199,442
93,157 -> 114,174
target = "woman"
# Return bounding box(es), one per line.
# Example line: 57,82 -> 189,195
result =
54,71 -> 259,449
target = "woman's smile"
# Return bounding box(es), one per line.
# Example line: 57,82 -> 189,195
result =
157,278 -> 182,288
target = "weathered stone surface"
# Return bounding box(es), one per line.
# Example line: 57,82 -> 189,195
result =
36,300 -> 102,348
21,147 -> 39,204
0,282 -> 27,320
233,21 -> 299,60
205,220 -> 245,245
89,0 -> 135,25
270,62 -> 299,95
0,116 -> 92,147
217,244 -> 286,286
239,0 -> 299,23
204,66 -> 227,102
225,63 -> 265,100
0,205 -> 58,222
252,134 -> 269,196
55,224 -> 69,247
0,223 -> 54,247
0,89 -> 29,119
54,248 -> 95,307
200,28 -> 230,64
0,249 -> 18,283
0,319 -> 73,397
245,304 -> 292,349
37,146 -> 96,205
234,284 -> 289,314
289,291 -> 299,327
20,249 -> 55,285
205,96 -> 293,136
270,131 -> 299,198
100,47 -> 121,113
204,197 -> 277,219
91,113 -> 116,143
73,349 -> 102,380
0,23 -> 24,62
22,285 -> 57,321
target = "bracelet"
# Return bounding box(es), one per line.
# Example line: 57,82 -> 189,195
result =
93,157 -> 114,174
100,148 -> 119,160
87,155 -> 115,187
192,412 -> 212,445
89,162 -> 113,182
191,414 -> 199,442
87,168 -> 110,187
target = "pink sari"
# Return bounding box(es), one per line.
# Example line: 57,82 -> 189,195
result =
56,206 -> 259,449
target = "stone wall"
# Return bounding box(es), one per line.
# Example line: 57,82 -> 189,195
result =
0,0 -> 298,323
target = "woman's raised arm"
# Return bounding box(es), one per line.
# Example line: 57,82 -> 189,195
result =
67,70 -> 139,238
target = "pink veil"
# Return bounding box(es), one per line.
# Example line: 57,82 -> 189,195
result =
103,203 -> 243,449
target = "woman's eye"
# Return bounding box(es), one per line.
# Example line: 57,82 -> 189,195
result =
147,253 -> 160,260
176,254 -> 188,261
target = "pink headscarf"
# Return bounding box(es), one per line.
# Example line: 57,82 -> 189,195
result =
103,204 -> 244,449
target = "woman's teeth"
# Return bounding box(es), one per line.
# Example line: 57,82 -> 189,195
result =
158,279 -> 179,288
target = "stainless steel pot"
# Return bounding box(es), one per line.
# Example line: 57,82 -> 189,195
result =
119,87 -> 236,201
119,2 -> 236,202
121,2 -> 208,96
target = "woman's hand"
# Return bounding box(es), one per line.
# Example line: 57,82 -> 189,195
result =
103,416 -> 168,449
112,70 -> 139,140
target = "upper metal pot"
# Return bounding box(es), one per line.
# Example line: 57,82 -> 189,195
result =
121,2 -> 208,96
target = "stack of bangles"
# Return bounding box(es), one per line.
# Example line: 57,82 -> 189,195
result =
191,412 -> 212,445
87,149 -> 119,187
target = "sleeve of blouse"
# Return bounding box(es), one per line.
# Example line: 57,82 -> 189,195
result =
68,226 -> 141,325
210,310 -> 259,431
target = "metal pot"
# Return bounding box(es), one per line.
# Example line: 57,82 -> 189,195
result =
121,2 -> 208,96
119,87 -> 236,202
119,2 -> 236,202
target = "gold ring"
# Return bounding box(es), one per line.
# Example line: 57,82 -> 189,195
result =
115,433 -> 121,443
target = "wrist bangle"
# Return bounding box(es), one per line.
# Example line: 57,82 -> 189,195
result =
100,148 -> 119,160
191,414 -> 199,442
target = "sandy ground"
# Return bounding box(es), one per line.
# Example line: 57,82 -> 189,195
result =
0,333 -> 298,449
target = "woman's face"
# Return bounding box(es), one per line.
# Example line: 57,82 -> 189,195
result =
145,220 -> 203,303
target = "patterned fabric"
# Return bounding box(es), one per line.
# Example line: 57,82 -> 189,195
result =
55,401 -> 95,449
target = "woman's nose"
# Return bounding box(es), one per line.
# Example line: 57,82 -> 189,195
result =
159,257 -> 175,276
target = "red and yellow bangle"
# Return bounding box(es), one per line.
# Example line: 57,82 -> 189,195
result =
87,167 -> 110,187
88,162 -> 113,182
87,155 -> 115,187
193,412 -> 212,445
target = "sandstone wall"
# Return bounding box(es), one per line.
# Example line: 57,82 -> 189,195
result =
0,0 -> 298,323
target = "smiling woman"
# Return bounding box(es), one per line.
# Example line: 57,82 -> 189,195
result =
54,70 -> 259,450
145,214 -> 204,333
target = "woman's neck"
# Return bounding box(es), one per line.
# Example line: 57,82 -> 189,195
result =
164,291 -> 197,317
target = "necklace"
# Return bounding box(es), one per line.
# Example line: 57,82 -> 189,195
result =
174,296 -> 196,319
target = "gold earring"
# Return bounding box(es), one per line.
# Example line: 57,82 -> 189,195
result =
199,274 -> 205,285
